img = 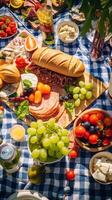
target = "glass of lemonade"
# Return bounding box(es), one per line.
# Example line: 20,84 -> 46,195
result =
10,124 -> 25,142
37,4 -> 55,45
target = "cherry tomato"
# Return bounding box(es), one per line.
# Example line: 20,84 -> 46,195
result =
28,93 -> 35,103
84,131 -> 90,139
89,114 -> 98,125
96,112 -> 105,120
34,91 -> 42,104
105,129 -> 112,137
102,138 -> 110,146
81,114 -> 90,122
66,169 -> 75,181
104,117 -> 112,126
68,150 -> 78,159
74,125 -> 86,138
89,134 -> 99,144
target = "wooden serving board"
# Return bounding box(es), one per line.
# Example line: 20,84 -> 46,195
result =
0,31 -> 108,128
58,72 -> 108,128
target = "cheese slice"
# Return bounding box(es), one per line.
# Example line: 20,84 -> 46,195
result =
92,169 -> 106,182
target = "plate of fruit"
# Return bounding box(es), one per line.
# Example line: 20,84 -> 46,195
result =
28,118 -> 70,164
73,108 -> 112,152
0,15 -> 18,39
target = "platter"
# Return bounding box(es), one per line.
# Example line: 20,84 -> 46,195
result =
0,30 -> 108,128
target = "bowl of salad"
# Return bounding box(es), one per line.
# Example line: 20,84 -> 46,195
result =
27,118 -> 70,164
0,15 -> 18,39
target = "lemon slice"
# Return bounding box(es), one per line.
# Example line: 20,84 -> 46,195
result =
10,0 -> 24,9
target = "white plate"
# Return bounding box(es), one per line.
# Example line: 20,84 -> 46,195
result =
89,151 -> 112,185
8,190 -> 49,200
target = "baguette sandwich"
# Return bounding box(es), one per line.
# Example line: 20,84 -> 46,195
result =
32,47 -> 85,77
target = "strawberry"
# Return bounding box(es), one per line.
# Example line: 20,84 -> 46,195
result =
11,28 -> 17,34
1,24 -> 7,30
6,26 -> 12,35
0,21 -> 4,27
9,21 -> 16,28
5,18 -> 11,25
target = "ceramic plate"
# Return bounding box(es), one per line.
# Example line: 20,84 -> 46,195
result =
8,190 -> 48,200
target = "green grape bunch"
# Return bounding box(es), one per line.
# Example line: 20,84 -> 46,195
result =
28,119 -> 70,163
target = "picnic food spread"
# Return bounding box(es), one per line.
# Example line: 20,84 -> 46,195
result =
0,1 -> 112,200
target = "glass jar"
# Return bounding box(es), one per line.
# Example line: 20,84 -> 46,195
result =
51,0 -> 65,9
0,143 -> 21,173
37,4 -> 54,45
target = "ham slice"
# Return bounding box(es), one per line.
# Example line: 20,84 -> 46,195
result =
29,92 -> 60,118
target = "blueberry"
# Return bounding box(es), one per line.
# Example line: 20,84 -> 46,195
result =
83,122 -> 91,130
89,126 -> 96,133
95,126 -> 99,132
68,93 -> 73,99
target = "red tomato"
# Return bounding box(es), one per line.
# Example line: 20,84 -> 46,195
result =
66,169 -> 76,181
104,117 -> 112,126
84,131 -> 90,139
15,56 -> 27,69
96,112 -> 105,120
89,114 -> 98,125
105,129 -> 112,137
102,138 -> 110,146
88,134 -> 99,144
74,125 -> 86,138
81,114 -> 90,122
68,150 -> 78,159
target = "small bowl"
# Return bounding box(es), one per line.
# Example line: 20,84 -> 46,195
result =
57,21 -> 79,43
73,108 -> 112,152
89,151 -> 112,185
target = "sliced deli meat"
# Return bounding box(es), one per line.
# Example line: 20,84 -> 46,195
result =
29,91 -> 60,118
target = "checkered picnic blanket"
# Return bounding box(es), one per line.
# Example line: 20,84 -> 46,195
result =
0,6 -> 112,200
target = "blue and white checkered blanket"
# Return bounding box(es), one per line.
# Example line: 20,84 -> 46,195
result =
0,6 -> 112,200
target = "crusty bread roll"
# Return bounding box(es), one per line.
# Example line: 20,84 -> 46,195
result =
32,47 -> 85,77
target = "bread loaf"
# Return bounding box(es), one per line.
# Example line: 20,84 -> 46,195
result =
0,64 -> 20,84
32,47 -> 85,77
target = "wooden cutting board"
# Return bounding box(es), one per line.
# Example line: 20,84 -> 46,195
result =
58,71 -> 108,128
0,31 -> 108,128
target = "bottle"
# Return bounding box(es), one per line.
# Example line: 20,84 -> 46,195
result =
108,73 -> 112,103
0,142 -> 21,173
